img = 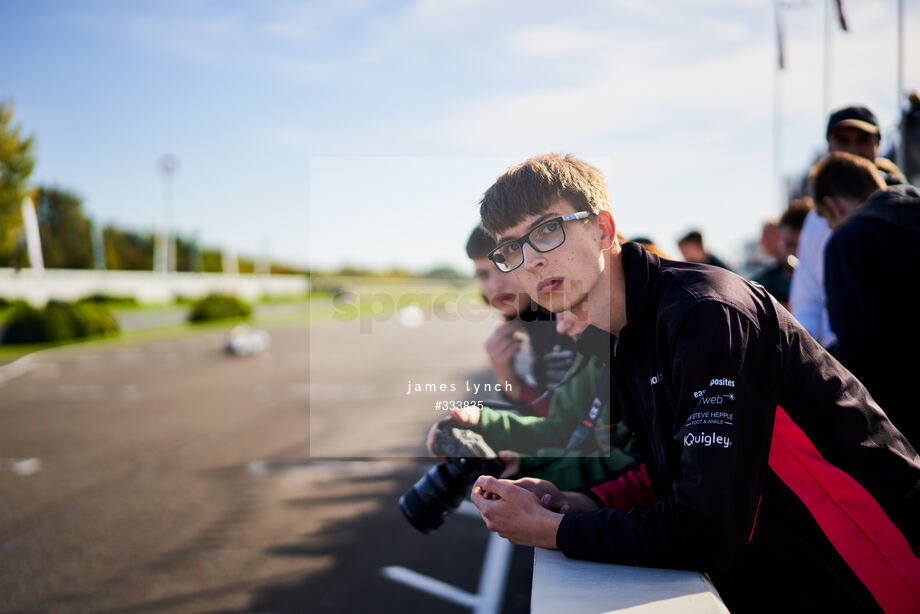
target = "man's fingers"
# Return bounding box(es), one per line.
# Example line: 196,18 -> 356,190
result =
450,406 -> 480,426
514,477 -> 563,504
488,335 -> 521,356
490,340 -> 522,365
451,406 -> 468,420
470,485 -> 489,508
493,343 -> 520,363
470,485 -> 500,516
426,424 -> 439,454
514,477 -> 546,493
540,493 -> 568,513
475,475 -> 516,499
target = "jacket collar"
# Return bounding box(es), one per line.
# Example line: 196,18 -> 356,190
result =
620,241 -> 659,331
575,242 -> 661,357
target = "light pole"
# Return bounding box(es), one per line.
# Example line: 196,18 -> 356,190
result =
157,154 -> 179,274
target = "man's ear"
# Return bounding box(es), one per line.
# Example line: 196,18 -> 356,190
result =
597,211 -> 617,249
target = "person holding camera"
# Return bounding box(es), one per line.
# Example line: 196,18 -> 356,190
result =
426,308 -> 643,491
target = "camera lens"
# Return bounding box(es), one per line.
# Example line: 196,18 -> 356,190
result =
399,463 -> 469,533
400,426 -> 505,533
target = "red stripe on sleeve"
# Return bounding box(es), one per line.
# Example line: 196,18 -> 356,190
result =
768,406 -> 920,614
589,464 -> 659,512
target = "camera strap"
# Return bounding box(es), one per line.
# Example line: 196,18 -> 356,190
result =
564,362 -> 609,452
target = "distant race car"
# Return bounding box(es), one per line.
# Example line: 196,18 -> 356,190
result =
224,325 -> 270,356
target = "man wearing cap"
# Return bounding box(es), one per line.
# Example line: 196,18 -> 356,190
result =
827,106 -> 886,165
789,105 -> 905,349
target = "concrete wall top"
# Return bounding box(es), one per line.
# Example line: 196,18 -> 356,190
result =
0,268 -> 308,305
531,548 -> 728,614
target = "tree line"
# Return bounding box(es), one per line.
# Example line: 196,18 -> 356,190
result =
0,101 -> 302,274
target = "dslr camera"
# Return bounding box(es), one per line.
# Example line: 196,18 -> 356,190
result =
399,420 -> 505,533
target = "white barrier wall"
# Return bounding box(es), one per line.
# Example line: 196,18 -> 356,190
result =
531,548 -> 729,614
0,268 -> 309,305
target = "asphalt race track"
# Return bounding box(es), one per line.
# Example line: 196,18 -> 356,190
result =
0,313 -> 533,613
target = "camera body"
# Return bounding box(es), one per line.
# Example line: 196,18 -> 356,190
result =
399,422 -> 505,534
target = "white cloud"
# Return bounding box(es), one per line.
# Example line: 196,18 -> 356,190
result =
505,25 -> 614,57
115,13 -> 245,65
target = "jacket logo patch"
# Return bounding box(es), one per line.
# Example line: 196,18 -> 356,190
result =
683,432 -> 732,449
650,373 -> 663,385
684,411 -> 735,427
709,378 -> 735,387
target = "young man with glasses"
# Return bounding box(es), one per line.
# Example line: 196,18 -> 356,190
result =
469,153 -> 920,613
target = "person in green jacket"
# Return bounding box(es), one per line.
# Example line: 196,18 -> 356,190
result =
428,311 -> 638,490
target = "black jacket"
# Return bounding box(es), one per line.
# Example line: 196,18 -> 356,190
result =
557,242 -> 920,613
825,184 -> 920,448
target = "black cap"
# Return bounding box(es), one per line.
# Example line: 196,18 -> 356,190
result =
826,106 -> 880,138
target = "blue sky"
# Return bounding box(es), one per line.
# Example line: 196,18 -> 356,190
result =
2,0 -> 917,272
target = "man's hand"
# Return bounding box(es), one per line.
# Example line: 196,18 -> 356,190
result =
470,476 -> 562,548
513,477 -> 599,513
485,320 -> 525,399
426,409 -> 480,459
450,405 -> 480,427
498,450 -> 521,478
425,423 -> 446,460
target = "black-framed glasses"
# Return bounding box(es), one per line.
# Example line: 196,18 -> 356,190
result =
488,211 -> 592,273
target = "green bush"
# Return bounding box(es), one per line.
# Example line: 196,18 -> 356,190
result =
70,302 -> 120,336
187,294 -> 252,323
1,304 -> 46,344
42,301 -> 79,340
0,298 -> 27,313
1,300 -> 119,344
76,293 -> 139,307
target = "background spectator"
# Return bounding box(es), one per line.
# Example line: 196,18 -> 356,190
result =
753,198 -> 812,308
813,152 -> 920,446
790,104 -> 906,348
676,229 -> 732,270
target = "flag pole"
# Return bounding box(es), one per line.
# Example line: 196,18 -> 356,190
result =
774,0 -> 786,210
896,0 -> 905,170
823,0 -> 832,114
